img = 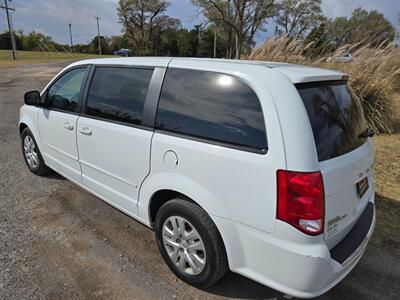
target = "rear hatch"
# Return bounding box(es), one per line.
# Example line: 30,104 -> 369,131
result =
296,81 -> 374,249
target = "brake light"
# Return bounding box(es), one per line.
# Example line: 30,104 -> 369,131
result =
277,170 -> 324,235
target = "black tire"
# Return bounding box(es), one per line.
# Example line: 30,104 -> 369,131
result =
21,127 -> 50,176
154,198 -> 228,288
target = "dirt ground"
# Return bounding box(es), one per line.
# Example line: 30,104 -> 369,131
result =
0,62 -> 399,300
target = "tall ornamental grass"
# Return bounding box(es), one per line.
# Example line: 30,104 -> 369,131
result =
249,36 -> 400,133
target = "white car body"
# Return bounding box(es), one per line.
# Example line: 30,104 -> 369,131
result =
19,57 -> 375,298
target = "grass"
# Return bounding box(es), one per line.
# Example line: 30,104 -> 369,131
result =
371,95 -> 400,247
249,36 -> 400,134
0,50 -> 112,67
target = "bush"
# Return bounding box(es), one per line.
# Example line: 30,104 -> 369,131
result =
249,36 -> 400,133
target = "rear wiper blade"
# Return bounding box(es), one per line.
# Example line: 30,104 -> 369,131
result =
358,128 -> 375,138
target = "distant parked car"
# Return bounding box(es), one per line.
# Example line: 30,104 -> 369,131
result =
113,49 -> 132,57
327,53 -> 353,63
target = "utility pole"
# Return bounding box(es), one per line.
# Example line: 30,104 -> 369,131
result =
68,23 -> 73,53
1,0 -> 17,60
94,16 -> 102,55
394,12 -> 400,46
213,29 -> 217,58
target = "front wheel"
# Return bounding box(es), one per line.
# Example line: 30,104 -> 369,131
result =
154,198 -> 228,288
21,128 -> 50,175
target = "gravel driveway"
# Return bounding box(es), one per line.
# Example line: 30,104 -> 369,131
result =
0,62 -> 399,300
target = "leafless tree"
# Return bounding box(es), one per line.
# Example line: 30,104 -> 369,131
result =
118,0 -> 170,55
192,0 -> 278,59
275,0 -> 324,38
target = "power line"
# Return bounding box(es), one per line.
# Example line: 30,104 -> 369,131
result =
0,0 -> 17,60
95,16 -> 101,55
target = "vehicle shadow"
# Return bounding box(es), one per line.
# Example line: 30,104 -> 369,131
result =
203,271 -> 286,299
44,171 -> 65,180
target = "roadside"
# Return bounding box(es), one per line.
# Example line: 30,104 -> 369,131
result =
0,62 -> 399,300
371,94 -> 400,250
0,50 -> 110,68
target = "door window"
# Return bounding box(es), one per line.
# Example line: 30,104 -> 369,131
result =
47,67 -> 87,113
85,67 -> 154,126
156,68 -> 267,152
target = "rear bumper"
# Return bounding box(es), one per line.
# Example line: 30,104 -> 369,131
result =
330,202 -> 374,265
212,199 -> 375,298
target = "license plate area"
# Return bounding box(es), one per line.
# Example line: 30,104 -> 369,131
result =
356,177 -> 369,198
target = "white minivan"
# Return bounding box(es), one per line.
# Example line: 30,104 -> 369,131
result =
19,57 -> 375,298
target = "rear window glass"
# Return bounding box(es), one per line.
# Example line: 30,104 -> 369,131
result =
296,81 -> 367,161
155,68 -> 267,152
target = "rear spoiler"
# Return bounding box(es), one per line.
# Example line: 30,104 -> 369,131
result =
295,78 -> 349,89
273,65 -> 349,84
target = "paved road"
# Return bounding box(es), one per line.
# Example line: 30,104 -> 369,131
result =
0,62 -> 399,299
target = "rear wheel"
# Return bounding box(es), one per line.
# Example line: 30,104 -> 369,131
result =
21,128 -> 50,175
154,198 -> 228,288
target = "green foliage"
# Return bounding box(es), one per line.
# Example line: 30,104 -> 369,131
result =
20,31 -> 56,51
0,31 -> 23,50
176,29 -> 194,57
303,23 -> 334,58
327,8 -> 395,47
197,27 -> 225,58
88,36 -> 113,55
110,35 -> 130,52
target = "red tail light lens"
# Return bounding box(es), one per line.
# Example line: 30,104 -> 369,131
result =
277,170 -> 325,235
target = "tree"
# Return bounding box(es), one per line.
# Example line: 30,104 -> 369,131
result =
275,0 -> 324,38
327,8 -> 395,47
0,31 -> 23,50
151,16 -> 181,55
176,29 -> 194,56
196,26 -> 226,57
18,31 -> 59,52
156,27 -> 180,56
88,36 -> 113,54
118,0 -> 172,55
326,16 -> 350,47
304,23 -> 333,58
348,8 -> 394,45
110,35 -> 130,52
192,0 -> 278,59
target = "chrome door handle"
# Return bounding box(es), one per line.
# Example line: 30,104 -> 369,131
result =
79,127 -> 92,136
63,122 -> 74,130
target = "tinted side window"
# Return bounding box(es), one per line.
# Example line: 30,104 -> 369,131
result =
86,67 -> 154,125
47,67 -> 87,113
156,68 -> 267,151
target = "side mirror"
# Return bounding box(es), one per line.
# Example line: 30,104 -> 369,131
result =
24,90 -> 41,106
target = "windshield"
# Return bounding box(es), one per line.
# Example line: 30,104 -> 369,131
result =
296,80 -> 368,161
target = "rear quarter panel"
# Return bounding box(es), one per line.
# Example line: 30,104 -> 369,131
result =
138,63 -> 288,233
263,71 -> 320,172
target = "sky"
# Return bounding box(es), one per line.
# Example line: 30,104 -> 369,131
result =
0,0 -> 399,46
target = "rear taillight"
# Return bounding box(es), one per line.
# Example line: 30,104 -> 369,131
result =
277,170 -> 325,235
